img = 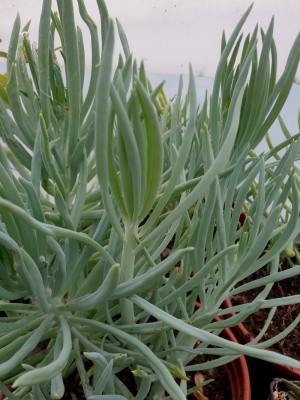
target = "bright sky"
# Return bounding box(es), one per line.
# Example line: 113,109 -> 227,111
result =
1,0 -> 300,79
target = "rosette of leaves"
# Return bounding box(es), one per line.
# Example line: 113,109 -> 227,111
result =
0,1 -> 300,399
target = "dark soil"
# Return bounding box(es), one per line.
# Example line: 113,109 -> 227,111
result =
231,262 -> 300,359
63,362 -> 231,399
188,363 -> 231,399
199,367 -> 231,400
64,364 -> 91,399
114,360 -> 231,399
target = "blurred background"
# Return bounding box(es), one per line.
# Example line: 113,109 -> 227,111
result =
1,0 -> 299,150
1,0 -> 300,77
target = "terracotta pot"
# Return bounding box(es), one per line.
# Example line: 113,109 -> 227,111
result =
223,297 -> 300,379
221,323 -> 251,400
194,303 -> 251,399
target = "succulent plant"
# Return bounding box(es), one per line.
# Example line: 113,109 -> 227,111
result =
0,1 -> 300,399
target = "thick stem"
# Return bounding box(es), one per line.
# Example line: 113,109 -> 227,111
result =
119,221 -> 137,325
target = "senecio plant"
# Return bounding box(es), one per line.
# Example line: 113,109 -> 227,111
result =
0,1 -> 300,399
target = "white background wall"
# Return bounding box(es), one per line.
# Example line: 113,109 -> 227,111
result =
1,0 -> 300,79
1,0 -> 299,146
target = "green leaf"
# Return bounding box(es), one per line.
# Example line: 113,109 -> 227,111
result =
0,74 -> 9,108
38,0 -> 52,126
95,19 -> 125,240
61,263 -> 120,311
135,79 -> 163,222
116,18 -> 130,59
0,316 -> 52,379
110,80 -> 142,222
13,317 -> 72,387
281,378 -> 300,397
77,0 -> 100,122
